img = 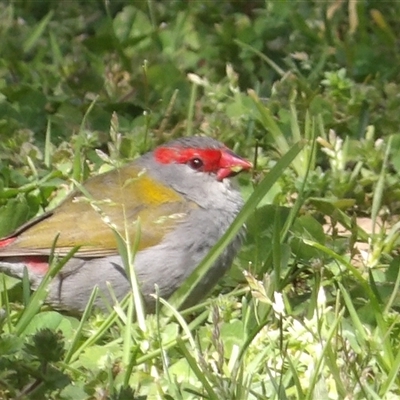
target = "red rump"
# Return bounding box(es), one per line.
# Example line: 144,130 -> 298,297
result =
0,237 -> 16,248
25,256 -> 49,274
0,237 -> 49,274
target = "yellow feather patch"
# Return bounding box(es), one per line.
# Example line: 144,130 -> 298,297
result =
3,167 -> 195,257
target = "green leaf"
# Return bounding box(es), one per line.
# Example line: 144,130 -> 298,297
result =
22,311 -> 78,338
0,198 -> 31,237
23,11 -> 54,53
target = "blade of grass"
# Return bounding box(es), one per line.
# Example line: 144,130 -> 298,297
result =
63,287 -> 98,364
304,309 -> 345,400
15,245 -> 80,335
0,274 -> 12,333
272,208 -> 283,288
168,140 -> 306,313
68,301 -> 126,363
23,10 -> 54,53
287,356 -> 305,400
371,135 -> 392,236
135,310 -> 209,365
44,119 -> 52,168
235,39 -> 286,77
72,96 -> 98,183
176,336 -> 220,400
186,80 -> 198,137
380,341 -> 400,397
248,90 -> 308,177
307,241 -> 394,369
248,89 -> 290,155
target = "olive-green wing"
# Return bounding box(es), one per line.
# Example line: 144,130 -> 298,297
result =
0,165 -> 195,257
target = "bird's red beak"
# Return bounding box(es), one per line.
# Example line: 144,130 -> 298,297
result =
217,149 -> 253,181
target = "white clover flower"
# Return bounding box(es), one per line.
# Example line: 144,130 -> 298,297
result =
272,292 -> 285,316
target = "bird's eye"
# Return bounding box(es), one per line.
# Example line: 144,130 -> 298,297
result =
187,157 -> 204,170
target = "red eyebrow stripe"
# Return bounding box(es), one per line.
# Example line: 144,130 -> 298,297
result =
154,147 -> 222,172
153,147 -> 187,164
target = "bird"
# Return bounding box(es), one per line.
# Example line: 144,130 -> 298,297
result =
0,136 -> 252,314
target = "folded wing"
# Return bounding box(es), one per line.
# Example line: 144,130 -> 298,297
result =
0,165 -> 195,257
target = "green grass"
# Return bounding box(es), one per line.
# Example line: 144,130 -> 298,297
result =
1,1 -> 400,399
